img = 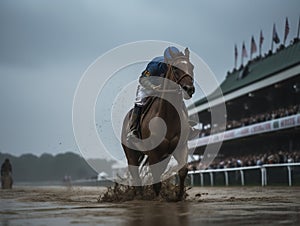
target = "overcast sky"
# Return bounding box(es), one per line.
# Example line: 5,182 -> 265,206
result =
0,0 -> 299,158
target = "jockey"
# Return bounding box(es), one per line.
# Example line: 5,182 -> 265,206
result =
127,46 -> 199,141
1,158 -> 12,176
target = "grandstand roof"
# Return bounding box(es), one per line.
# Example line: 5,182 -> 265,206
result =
192,40 -> 300,108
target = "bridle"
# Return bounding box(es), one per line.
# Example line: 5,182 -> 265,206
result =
167,56 -> 194,87
156,55 -> 194,94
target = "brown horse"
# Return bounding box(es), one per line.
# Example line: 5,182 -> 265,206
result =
121,48 -> 195,200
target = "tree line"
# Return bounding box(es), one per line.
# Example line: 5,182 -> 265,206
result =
0,152 -> 115,182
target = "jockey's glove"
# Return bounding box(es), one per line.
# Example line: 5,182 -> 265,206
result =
151,84 -> 161,90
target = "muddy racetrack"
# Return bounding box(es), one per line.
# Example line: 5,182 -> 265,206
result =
1,185 -> 299,225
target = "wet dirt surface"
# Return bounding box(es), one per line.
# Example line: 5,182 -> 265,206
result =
0,186 -> 300,226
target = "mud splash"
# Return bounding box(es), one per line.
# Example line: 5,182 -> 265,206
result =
98,179 -> 189,202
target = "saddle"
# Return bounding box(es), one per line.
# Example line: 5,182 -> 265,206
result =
133,97 -> 200,140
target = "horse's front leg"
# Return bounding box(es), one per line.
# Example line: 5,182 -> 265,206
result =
124,147 -> 144,196
149,158 -> 164,196
173,145 -> 188,200
149,144 -> 170,196
178,164 -> 188,200
128,164 -> 143,196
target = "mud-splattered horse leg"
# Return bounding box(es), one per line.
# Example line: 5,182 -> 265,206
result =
173,145 -> 188,200
149,158 -> 164,196
123,146 -> 144,195
128,164 -> 143,195
149,144 -> 170,196
178,165 -> 188,199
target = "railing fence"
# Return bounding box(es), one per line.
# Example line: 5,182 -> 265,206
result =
188,163 -> 300,186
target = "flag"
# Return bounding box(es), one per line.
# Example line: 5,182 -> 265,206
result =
260,30 -> 264,47
242,42 -> 248,58
272,23 -> 280,44
284,17 -> 290,44
241,41 -> 247,65
250,36 -> 257,59
234,44 -> 238,68
259,30 -> 264,56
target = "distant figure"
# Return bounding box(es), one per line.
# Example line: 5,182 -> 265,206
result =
63,175 -> 72,189
1,158 -> 13,189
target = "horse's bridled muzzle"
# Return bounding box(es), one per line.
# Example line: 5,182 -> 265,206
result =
183,85 -> 195,98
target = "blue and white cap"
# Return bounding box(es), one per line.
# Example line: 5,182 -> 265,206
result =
163,46 -> 181,62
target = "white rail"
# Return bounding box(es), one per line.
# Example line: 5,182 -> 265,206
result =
188,163 -> 300,186
188,114 -> 300,149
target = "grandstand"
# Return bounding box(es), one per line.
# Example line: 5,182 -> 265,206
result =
187,38 -> 300,186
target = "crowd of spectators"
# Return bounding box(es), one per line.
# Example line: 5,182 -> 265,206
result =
227,104 -> 300,130
188,150 -> 300,171
199,104 -> 300,137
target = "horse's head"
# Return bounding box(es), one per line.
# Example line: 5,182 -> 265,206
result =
165,48 -> 195,99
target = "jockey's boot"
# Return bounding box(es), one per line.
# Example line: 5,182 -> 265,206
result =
127,105 -> 142,141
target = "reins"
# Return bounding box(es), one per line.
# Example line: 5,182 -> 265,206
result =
158,56 -> 193,93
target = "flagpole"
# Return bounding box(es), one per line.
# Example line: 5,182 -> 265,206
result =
271,37 -> 274,52
271,24 -> 274,52
259,30 -> 264,57
234,56 -> 236,69
284,18 -> 286,45
259,40 -> 262,56
241,42 -> 244,66
241,41 -> 247,66
234,44 -> 237,69
241,51 -> 243,66
297,15 -> 300,39
250,36 -> 256,60
283,17 -> 290,46
250,41 -> 252,61
234,55 -> 237,69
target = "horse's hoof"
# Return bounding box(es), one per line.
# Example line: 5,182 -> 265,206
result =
176,191 -> 186,201
135,187 -> 143,197
153,195 -> 161,201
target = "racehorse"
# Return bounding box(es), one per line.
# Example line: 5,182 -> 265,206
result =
121,48 -> 195,200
